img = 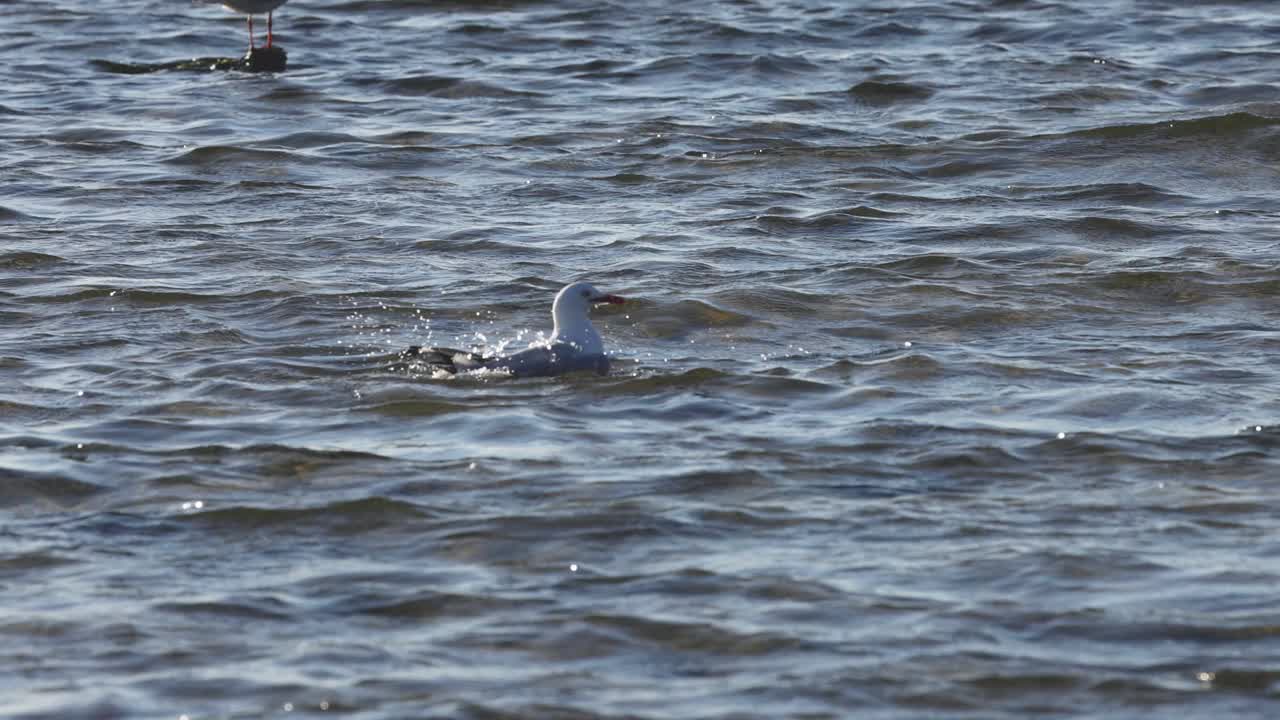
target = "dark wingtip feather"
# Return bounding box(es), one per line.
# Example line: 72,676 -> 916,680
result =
400,345 -> 490,374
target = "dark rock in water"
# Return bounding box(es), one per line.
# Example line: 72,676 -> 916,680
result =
92,46 -> 287,74
244,46 -> 287,73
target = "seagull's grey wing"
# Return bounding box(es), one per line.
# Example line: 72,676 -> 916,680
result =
403,343 -> 610,378
488,343 -> 611,378
485,346 -> 559,377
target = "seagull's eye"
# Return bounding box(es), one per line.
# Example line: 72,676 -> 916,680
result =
581,290 -> 591,297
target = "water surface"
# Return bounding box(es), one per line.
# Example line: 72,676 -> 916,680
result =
3,1 -> 1280,717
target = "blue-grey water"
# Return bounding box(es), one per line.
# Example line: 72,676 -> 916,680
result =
4,1 -> 1280,717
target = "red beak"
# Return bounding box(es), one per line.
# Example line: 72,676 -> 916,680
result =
599,294 -> 625,305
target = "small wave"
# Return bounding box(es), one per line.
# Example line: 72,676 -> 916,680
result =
905,444 -> 1027,476
371,130 -> 447,146
452,22 -> 506,35
373,74 -> 541,100
0,250 -> 64,268
877,254 -> 991,275
629,299 -> 752,341
720,371 -> 838,399
0,400 -> 60,424
582,613 -> 808,655
28,287 -> 272,307
361,398 -> 473,417
0,549 -> 79,574
848,79 -> 935,105
0,469 -> 104,510
1015,182 -> 1187,205
1185,83 -> 1280,107
661,467 -> 773,494
186,497 -> 427,532
1060,111 -> 1280,141
256,85 -> 330,103
1198,668 -> 1280,693
1034,85 -> 1138,107
592,172 -> 657,185
1046,215 -> 1173,241
353,590 -> 530,620
710,287 -> 833,316
836,351 -> 947,383
0,205 -> 36,222
694,21 -> 780,42
856,22 -> 928,38
152,597 -> 293,622
255,131 -> 366,150
132,177 -> 220,191
1086,269 -> 1216,304
1046,615 -> 1280,646
81,442 -> 390,466
548,58 -> 627,77
1168,48 -> 1280,68
48,126 -> 130,143
332,0 -> 544,9
414,233 -> 520,253
748,53 -> 821,76
964,672 -> 1085,695
166,145 -> 295,166
756,205 -> 905,233
594,367 -> 728,394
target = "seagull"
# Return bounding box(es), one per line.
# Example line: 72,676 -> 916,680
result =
404,282 -> 626,378
220,0 -> 290,51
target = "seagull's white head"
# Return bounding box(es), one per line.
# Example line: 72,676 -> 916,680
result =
551,281 -> 625,355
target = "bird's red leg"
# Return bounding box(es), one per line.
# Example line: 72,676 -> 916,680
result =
247,15 -> 256,49
266,12 -> 274,48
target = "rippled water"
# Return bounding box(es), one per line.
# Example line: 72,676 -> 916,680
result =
4,0 -> 1280,717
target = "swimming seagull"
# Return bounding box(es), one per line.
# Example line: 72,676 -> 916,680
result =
403,282 -> 626,378
219,0 -> 290,50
